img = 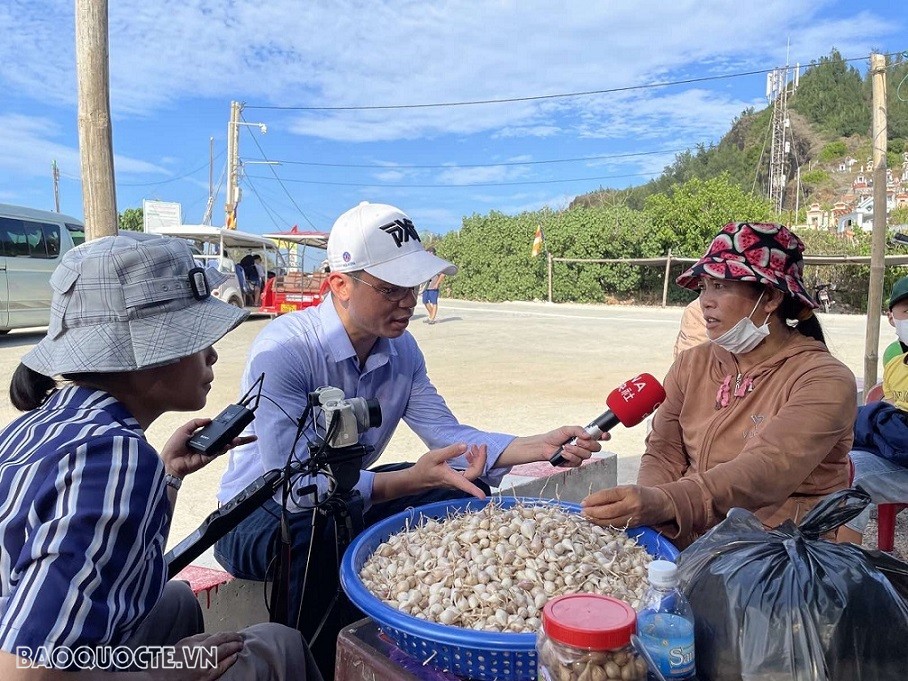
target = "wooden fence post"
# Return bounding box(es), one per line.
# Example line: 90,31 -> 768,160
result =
547,252 -> 553,303
661,250 -> 672,307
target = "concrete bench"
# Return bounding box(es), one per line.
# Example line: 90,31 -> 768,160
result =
178,451 -> 618,631
493,450 -> 618,503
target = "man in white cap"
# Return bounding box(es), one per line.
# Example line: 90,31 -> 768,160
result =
215,202 -> 602,675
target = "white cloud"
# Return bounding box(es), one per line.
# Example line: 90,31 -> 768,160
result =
573,88 -> 764,142
408,207 -> 467,233
0,1 -> 897,139
435,164 -> 531,186
373,169 -> 407,182
501,193 -> 576,216
0,114 -> 167,178
494,125 -> 562,139
0,0 -> 900,227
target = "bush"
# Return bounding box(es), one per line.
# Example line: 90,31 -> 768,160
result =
820,141 -> 848,162
801,169 -> 830,186
795,228 -> 908,313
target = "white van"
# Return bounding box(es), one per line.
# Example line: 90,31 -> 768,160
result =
0,204 -> 85,334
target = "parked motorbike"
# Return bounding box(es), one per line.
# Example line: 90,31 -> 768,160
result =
814,282 -> 837,313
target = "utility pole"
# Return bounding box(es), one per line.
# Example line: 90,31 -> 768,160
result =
223,102 -> 268,230
203,136 -> 215,225
75,0 -> 118,239
766,61 -> 798,217
864,52 -> 889,393
225,101 -> 241,229
52,160 -> 61,212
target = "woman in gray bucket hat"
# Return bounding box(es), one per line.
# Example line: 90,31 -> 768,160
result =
0,235 -> 320,681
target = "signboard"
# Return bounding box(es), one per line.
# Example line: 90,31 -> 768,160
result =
143,200 -> 183,233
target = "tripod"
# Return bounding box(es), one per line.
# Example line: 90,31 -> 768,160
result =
164,442 -> 372,578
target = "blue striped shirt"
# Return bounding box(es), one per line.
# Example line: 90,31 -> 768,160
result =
0,387 -> 168,654
218,299 -> 516,511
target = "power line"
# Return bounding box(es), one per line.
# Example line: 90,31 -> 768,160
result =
241,175 -> 285,230
240,115 -> 318,229
254,147 -> 696,170
244,52 -> 899,112
241,178 -> 336,225
118,152 -> 224,187
244,170 -> 661,188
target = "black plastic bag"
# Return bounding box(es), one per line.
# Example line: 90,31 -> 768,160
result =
677,489 -> 908,681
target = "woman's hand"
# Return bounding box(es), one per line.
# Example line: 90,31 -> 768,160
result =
411,443 -> 488,499
582,485 -> 673,528
161,418 -> 256,479
539,426 -> 604,467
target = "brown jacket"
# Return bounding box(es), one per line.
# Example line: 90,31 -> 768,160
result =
640,332 -> 855,548
673,299 -> 708,358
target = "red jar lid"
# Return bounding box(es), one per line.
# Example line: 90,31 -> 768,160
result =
542,594 -> 636,650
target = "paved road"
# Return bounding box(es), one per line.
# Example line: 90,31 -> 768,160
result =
0,301 -> 891,555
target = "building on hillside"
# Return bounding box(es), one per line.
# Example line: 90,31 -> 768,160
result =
806,203 -> 832,230
837,157 -> 858,173
836,194 -> 901,233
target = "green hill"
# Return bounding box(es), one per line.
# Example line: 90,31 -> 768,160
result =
570,49 -> 908,216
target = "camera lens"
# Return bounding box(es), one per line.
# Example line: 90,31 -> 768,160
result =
365,399 -> 382,429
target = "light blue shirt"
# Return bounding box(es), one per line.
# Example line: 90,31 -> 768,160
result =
217,298 -> 515,511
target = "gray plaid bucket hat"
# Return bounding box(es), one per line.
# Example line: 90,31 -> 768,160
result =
22,234 -> 249,375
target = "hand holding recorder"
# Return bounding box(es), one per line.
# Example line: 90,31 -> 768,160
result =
549,373 -> 666,466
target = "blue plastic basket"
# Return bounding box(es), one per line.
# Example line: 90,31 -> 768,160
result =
340,496 -> 679,681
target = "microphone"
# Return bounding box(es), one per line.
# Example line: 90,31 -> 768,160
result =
549,373 -> 666,466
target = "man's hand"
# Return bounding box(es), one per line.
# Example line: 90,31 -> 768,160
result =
411,443 -> 488,499
582,485 -> 673,528
539,425 -> 604,466
161,418 -> 256,479
159,631 -> 244,681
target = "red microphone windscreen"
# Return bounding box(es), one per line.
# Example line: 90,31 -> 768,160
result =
605,373 -> 666,427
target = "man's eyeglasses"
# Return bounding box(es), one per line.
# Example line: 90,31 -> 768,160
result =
348,275 -> 419,302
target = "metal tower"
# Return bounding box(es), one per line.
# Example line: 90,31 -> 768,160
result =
766,64 -> 798,216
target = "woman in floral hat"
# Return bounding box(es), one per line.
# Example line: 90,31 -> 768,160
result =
583,222 -> 856,548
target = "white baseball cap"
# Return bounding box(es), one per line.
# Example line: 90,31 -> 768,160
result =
327,202 -> 457,287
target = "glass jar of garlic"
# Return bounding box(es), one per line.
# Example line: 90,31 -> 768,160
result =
538,594 -> 647,681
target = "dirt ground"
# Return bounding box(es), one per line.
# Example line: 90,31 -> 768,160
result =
0,300 -> 904,557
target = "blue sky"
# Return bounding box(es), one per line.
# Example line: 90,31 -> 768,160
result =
0,1 -> 904,236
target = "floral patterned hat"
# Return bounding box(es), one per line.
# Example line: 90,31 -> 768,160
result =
676,222 -> 818,309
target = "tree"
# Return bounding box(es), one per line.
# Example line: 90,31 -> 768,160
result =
118,207 -> 143,232
790,48 -> 868,137
644,175 -> 774,257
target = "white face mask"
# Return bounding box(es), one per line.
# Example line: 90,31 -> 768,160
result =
710,291 -> 771,354
896,319 -> 908,345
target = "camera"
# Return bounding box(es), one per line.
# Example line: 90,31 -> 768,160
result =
309,386 -> 382,448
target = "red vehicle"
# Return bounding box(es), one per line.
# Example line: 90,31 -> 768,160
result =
259,226 -> 330,316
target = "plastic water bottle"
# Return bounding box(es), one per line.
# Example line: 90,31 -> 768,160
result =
636,560 -> 696,680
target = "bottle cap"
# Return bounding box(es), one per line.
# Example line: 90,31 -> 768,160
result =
647,559 -> 679,588
542,594 -> 636,650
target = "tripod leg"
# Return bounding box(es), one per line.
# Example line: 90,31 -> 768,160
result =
268,515 -> 294,626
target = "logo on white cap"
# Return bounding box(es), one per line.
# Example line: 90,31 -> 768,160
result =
379,218 -> 421,248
